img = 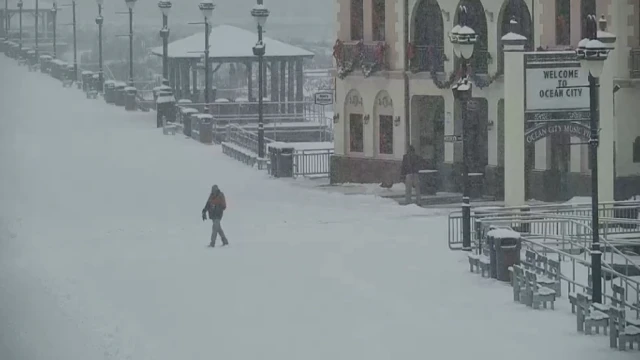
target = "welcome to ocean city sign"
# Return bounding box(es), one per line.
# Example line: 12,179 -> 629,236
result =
523,52 -> 591,144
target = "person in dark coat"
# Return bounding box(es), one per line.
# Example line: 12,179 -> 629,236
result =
401,145 -> 422,205
202,185 -> 229,247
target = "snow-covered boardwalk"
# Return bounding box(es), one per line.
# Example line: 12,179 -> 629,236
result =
0,55 -> 636,360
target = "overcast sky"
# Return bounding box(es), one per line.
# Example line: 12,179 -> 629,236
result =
69,0 -> 332,26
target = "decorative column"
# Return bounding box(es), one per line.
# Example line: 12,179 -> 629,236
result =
246,62 -> 253,101
295,59 -> 303,114
279,61 -> 286,113
287,60 -> 294,113
191,60 -> 198,102
597,22 -> 616,201
182,61 -> 191,100
169,59 -> 176,89
270,60 -> 279,102
502,29 -> 528,206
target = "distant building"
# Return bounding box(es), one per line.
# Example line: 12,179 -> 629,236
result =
331,0 -> 640,202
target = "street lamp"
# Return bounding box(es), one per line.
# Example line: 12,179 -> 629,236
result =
34,0 -> 38,59
575,14 -> 612,305
199,0 -> 215,104
449,5 -> 477,251
4,0 -> 8,40
251,0 -> 269,158
17,0 -> 22,50
125,0 -> 137,87
96,0 -> 104,92
57,1 -> 77,80
158,0 -> 172,82
51,2 -> 57,58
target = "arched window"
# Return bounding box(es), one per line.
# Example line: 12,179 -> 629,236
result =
556,0 -> 571,45
455,0 -> 489,74
411,0 -> 445,72
497,0 -> 533,73
350,0 -> 364,41
372,0 -> 385,41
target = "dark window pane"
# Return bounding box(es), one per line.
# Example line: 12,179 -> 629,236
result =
379,115 -> 393,154
350,113 -> 364,152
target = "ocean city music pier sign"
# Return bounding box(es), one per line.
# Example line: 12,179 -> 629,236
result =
525,122 -> 590,144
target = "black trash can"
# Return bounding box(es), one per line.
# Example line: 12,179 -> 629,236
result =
179,107 -> 198,125
66,65 -> 75,82
124,86 -> 138,111
39,55 -> 52,73
156,92 -> 176,128
184,112 -> 200,137
484,235 -> 498,279
104,81 -> 116,104
418,169 -> 438,195
81,71 -> 93,92
269,145 -> 278,176
197,114 -> 214,144
487,229 -> 522,282
114,83 -> 127,106
273,146 -> 294,178
190,113 -> 202,140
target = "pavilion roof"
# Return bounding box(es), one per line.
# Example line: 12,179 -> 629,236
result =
151,24 -> 314,61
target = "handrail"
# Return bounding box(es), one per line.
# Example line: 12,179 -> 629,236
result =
476,215 -> 640,316
520,236 -> 640,316
478,214 -> 640,275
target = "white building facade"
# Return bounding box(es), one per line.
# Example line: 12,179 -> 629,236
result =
331,0 -> 640,202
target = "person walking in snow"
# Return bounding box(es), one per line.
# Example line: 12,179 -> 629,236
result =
202,185 -> 229,247
401,145 -> 423,206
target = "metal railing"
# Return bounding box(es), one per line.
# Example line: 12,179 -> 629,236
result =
472,214 -> 640,318
224,124 -> 274,156
293,149 -> 334,177
448,200 -> 640,251
520,236 -> 640,319
176,100 -> 325,124
630,48 -> 640,79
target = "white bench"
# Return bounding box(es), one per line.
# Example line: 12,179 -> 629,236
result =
576,292 -> 609,335
467,247 -> 491,278
609,306 -> 640,350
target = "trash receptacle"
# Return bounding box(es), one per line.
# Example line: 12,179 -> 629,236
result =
487,228 -> 522,282
418,169 -> 438,195
114,82 -> 126,106
197,114 -> 214,144
484,235 -> 498,279
66,64 -> 76,82
185,112 -> 200,137
124,86 -> 137,111
190,113 -> 203,140
273,145 -> 294,178
81,71 -> 93,92
156,91 -> 176,128
268,145 -> 278,176
103,80 -> 116,104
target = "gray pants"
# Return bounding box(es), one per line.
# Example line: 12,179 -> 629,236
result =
405,173 -> 421,205
210,219 -> 228,246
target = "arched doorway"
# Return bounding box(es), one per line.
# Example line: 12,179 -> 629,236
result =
454,0 -> 489,74
497,0 -> 533,73
344,89 -> 364,154
373,90 -> 395,156
411,0 -> 445,72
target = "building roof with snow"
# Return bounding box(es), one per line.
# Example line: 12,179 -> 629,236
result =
151,24 -> 314,61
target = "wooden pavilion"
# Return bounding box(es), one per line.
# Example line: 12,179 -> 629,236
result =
150,24 -> 314,112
